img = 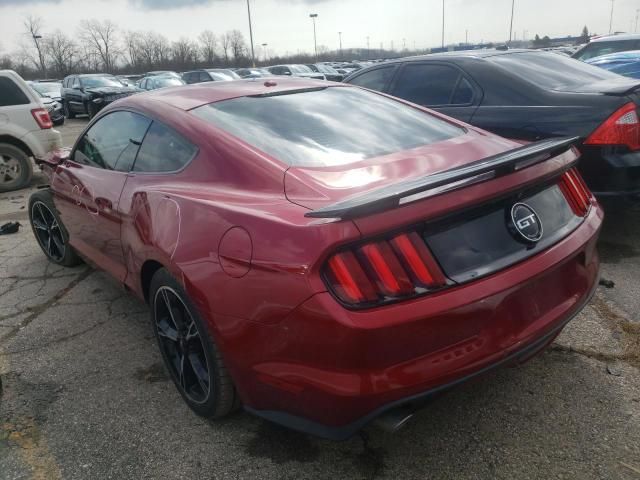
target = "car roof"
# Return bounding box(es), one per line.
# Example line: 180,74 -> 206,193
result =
590,33 -> 640,43
122,77 -> 344,111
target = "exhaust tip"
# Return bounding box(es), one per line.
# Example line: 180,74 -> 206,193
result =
371,406 -> 415,433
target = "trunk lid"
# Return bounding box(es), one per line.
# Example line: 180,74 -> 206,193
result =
555,77 -> 640,95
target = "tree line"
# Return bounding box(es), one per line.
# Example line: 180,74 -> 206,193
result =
0,15 -> 258,79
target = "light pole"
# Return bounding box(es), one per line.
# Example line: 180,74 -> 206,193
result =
261,43 -> 268,62
636,9 -> 639,33
309,13 -> 318,60
509,0 -> 515,43
246,0 -> 256,67
609,0 -> 615,34
441,0 -> 445,49
338,31 -> 343,59
366,36 -> 370,59
32,34 -> 45,78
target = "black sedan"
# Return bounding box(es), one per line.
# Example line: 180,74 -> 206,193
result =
61,74 -> 140,119
345,50 -> 640,196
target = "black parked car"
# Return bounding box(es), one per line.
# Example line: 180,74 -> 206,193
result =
345,50 -> 640,196
182,69 -> 240,84
61,74 -> 140,119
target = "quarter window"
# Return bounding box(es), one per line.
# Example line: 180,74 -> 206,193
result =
348,66 -> 395,91
133,122 -> 197,173
391,64 -> 470,106
74,111 -> 151,171
0,77 -> 30,106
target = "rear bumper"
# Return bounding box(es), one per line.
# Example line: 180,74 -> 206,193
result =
579,147 -> 640,196
20,128 -> 62,159
219,205 -> 602,439
245,281 -> 596,440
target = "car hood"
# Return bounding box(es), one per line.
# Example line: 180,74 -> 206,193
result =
85,86 -> 140,95
283,130 -> 518,211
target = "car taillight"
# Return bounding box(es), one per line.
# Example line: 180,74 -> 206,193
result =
584,102 -> 640,151
325,232 -> 447,307
31,108 -> 53,129
559,168 -> 592,217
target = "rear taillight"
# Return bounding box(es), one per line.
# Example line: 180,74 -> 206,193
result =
584,102 -> 640,151
325,232 -> 447,307
31,108 -> 53,129
559,168 -> 592,217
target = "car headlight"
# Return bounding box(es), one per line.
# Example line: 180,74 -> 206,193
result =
93,97 -> 104,104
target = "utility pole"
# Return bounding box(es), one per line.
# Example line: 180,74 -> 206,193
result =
261,43 -> 268,62
390,40 -> 394,52
246,0 -> 256,67
509,0 -> 515,43
402,38 -> 406,50
636,8 -> 639,33
465,29 -> 468,44
609,0 -> 615,34
310,13 -> 318,60
441,0 -> 445,48
366,36 -> 370,59
338,31 -> 343,59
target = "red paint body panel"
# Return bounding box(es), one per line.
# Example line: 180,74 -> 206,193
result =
43,79 -> 603,435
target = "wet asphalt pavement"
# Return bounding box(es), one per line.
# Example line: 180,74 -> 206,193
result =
0,120 -> 639,479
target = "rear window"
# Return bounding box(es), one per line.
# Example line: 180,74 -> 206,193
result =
487,52 -> 620,91
191,87 -> 464,167
0,77 -> 30,106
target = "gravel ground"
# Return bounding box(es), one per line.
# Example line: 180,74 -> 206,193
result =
0,121 -> 639,479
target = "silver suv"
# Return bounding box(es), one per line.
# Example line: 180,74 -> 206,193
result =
0,70 -> 62,192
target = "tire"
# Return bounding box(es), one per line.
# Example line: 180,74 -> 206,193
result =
150,268 -> 238,418
63,100 -> 75,119
28,189 -> 82,267
0,143 -> 33,193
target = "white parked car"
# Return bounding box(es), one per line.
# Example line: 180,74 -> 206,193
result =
0,70 -> 62,192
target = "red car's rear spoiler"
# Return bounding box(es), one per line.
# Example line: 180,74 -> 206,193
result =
304,136 -> 581,220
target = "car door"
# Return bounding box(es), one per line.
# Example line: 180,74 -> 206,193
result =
67,76 -> 85,113
51,110 -> 151,281
388,62 -> 480,122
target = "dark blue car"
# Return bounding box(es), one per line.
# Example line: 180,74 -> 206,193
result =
344,50 -> 640,196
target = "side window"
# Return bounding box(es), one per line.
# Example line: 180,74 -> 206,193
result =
72,77 -> 81,89
140,79 -> 146,89
199,72 -> 211,82
451,77 -> 475,105
133,122 -> 197,173
74,111 -> 151,171
0,77 -> 30,106
391,64 -> 465,107
348,67 -> 395,92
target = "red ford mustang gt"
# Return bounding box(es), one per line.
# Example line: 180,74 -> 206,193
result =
30,78 -> 602,440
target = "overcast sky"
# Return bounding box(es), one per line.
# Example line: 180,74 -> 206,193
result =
1,0 -> 638,57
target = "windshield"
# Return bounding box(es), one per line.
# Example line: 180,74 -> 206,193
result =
32,83 -> 61,96
192,86 -> 464,167
155,77 -> 185,87
487,52 -> 620,91
574,40 -> 640,61
290,65 -> 312,74
317,64 -> 338,74
81,76 -> 124,88
208,69 -> 240,80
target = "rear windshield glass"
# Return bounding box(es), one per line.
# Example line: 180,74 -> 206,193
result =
487,51 -> 620,91
191,87 -> 464,167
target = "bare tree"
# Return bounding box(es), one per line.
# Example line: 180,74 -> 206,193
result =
220,32 -> 231,65
23,15 -> 47,77
78,19 -> 120,71
123,31 -> 143,69
228,30 -> 247,63
45,30 -> 77,77
198,30 -> 217,66
172,38 -> 199,70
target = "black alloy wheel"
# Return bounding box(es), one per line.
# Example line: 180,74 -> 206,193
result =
154,286 -> 211,404
30,199 -> 66,262
28,190 -> 82,267
149,269 -> 238,417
